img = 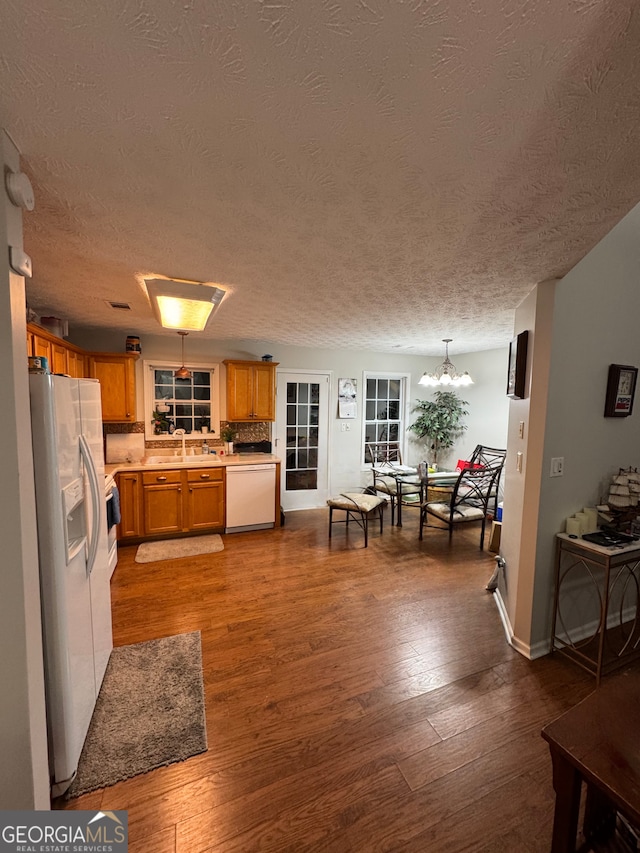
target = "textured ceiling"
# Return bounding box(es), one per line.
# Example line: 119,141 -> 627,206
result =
2,0 -> 640,355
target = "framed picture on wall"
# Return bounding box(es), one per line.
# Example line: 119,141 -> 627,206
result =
604,364 -> 638,417
506,330 -> 528,399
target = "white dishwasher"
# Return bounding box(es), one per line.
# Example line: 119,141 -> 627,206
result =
225,463 -> 277,533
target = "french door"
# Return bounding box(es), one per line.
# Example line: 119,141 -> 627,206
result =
275,371 -> 330,511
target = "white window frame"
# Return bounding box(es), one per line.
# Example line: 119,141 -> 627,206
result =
143,359 -> 221,442
361,371 -> 411,467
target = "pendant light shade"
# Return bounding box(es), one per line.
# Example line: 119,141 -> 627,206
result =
419,339 -> 474,388
174,331 -> 192,379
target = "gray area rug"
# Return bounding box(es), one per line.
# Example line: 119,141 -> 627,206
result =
135,534 -> 224,563
67,632 -> 207,798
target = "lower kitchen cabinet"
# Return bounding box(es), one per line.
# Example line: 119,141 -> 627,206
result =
186,468 -> 224,530
116,472 -> 142,539
142,470 -> 184,536
118,467 -> 225,541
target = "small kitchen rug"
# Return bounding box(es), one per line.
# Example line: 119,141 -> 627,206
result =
135,534 -> 224,563
66,632 -> 207,798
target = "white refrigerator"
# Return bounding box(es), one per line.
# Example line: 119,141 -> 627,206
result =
29,373 -> 113,797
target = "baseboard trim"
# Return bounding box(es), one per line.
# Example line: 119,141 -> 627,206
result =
491,589 -> 550,660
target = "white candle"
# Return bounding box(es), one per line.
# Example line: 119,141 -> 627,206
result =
565,517 -> 581,536
574,512 -> 590,535
582,507 -> 598,533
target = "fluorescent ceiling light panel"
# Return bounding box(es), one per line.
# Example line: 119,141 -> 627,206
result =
145,279 -> 226,331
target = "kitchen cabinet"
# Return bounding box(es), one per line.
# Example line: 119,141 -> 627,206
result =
140,467 -> 225,538
27,323 -> 85,375
185,468 -> 224,530
116,472 -> 142,539
30,332 -> 51,362
50,341 -> 68,375
224,359 -> 278,421
87,353 -> 137,423
142,470 -> 183,536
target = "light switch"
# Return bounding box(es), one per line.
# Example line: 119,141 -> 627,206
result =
518,421 -> 525,439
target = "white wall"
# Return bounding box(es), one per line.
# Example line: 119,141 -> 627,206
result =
0,130 -> 50,807
531,203 -> 640,649
72,330 -> 510,501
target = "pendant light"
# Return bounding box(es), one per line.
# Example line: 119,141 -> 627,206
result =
418,339 -> 473,387
174,331 -> 192,379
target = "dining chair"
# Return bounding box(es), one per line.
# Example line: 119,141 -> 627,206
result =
416,464 -> 503,549
326,491 -> 386,548
365,441 -> 421,526
467,445 -> 507,516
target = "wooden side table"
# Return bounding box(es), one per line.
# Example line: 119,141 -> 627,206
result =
551,534 -> 640,683
541,669 -> 640,852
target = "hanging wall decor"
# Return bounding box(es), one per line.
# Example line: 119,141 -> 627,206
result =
506,330 -> 528,399
604,364 -> 638,417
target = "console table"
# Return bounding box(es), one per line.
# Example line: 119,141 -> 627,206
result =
541,669 -> 640,852
551,533 -> 640,683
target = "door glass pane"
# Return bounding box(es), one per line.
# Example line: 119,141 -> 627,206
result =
285,381 -> 320,491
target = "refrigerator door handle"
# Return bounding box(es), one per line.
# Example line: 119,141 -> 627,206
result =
79,433 -> 101,577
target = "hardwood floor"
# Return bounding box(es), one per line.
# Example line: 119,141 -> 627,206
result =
55,508 -> 593,852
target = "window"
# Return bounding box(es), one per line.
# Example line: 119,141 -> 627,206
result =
363,372 -> 409,464
144,361 -> 220,440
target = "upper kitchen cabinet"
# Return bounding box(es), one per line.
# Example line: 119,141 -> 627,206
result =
87,353 -> 138,423
224,360 -> 278,421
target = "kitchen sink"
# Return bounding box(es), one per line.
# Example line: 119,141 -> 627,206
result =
142,455 -> 184,464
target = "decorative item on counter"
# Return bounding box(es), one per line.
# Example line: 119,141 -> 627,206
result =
126,335 -> 141,353
221,425 -> 237,455
565,516 -> 582,536
261,354 -> 273,362
599,467 -> 640,530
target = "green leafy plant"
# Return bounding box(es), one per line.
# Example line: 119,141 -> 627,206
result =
221,425 -> 237,442
408,390 -> 468,465
151,410 -> 170,435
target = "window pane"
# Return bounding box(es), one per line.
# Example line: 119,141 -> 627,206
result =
193,386 -> 210,400
378,379 -> 388,398
192,371 -> 209,385
286,427 -> 297,447
366,401 -> 376,420
155,370 -> 173,385
309,427 -> 319,447
298,384 -> 309,403
310,384 -> 320,404
155,384 -> 173,399
175,385 -> 191,400
175,404 -> 193,417
388,400 -> 399,419
287,405 -> 296,425
389,423 -> 399,441
388,379 -> 400,399
287,383 -> 297,403
367,378 -> 376,398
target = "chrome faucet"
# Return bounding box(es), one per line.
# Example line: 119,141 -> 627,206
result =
173,428 -> 186,458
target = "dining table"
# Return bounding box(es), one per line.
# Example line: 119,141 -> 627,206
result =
371,465 -> 460,527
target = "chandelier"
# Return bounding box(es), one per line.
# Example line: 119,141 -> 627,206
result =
418,339 -> 473,387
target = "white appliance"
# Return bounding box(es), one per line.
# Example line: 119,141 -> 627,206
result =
29,373 -> 113,797
105,473 -> 119,577
225,463 -> 277,532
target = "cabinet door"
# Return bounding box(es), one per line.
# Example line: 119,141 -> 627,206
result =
67,349 -> 83,378
186,469 -> 224,530
50,341 -> 69,375
226,361 -> 254,420
252,363 -> 276,420
88,354 -> 136,422
117,472 -> 142,539
143,481 -> 183,535
32,335 -> 51,361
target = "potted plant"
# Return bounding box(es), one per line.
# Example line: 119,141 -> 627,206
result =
151,409 -> 170,435
408,390 -> 468,468
221,424 -> 237,454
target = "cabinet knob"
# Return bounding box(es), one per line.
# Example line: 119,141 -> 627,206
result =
126,412 -> 131,417
156,476 -> 167,481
